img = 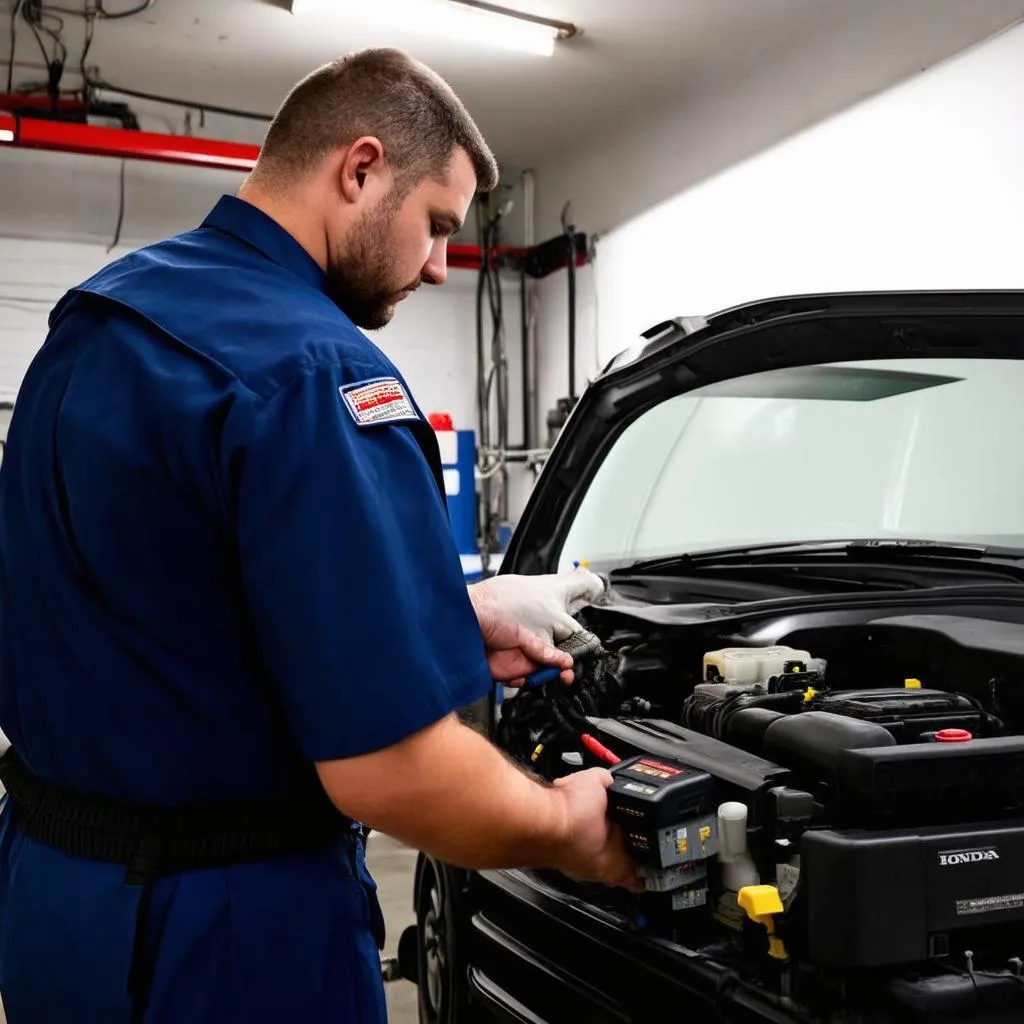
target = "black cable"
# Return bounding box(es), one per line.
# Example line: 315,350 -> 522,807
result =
97,0 -> 156,18
25,16 -> 49,66
487,215 -> 507,506
84,76 -> 272,121
107,157 -> 126,252
21,1 -> 67,65
474,208 -> 492,559
79,9 -> 94,84
8,0 -> 23,92
474,216 -> 489,449
36,7 -> 66,60
519,264 -> 530,448
561,203 -> 577,401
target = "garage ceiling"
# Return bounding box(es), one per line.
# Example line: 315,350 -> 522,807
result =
4,0 -> 905,168
4,0 -> 1024,246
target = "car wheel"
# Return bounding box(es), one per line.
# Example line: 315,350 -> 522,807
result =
415,855 -> 476,1024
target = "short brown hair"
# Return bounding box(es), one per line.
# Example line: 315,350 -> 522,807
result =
255,48 -> 499,194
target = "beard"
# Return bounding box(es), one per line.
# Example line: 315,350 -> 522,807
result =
325,193 -> 416,330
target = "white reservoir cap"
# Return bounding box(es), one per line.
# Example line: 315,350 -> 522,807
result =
717,801 -> 759,891
718,801 -> 750,862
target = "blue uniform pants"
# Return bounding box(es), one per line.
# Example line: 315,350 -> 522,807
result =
0,802 -> 388,1023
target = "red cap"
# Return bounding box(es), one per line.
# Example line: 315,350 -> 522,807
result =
580,733 -> 621,766
934,728 -> 973,743
428,413 -> 454,430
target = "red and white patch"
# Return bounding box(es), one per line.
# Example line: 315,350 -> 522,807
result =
340,377 -> 418,427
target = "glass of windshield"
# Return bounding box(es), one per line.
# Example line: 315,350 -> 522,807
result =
556,358 -> 1024,571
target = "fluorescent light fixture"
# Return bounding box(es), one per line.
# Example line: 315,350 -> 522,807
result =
290,0 -> 577,58
0,129 -> 14,143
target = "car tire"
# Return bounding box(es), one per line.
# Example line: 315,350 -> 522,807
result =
415,855 -> 478,1024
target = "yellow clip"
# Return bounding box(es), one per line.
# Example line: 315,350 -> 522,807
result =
904,678 -> 921,689
738,885 -> 788,960
530,744 -> 544,763
802,687 -> 818,703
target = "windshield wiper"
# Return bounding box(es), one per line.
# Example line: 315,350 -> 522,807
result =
612,539 -> 1024,579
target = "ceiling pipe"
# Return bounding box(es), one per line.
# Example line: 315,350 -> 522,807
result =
0,111 -> 259,172
447,0 -> 578,38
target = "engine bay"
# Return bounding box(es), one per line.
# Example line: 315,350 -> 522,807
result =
494,599 -> 1024,1019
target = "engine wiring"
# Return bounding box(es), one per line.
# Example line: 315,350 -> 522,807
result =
498,646 -> 635,775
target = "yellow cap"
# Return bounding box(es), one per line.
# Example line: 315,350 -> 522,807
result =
802,687 -> 818,703
738,885 -> 784,922
738,885 -> 789,960
904,678 -> 921,689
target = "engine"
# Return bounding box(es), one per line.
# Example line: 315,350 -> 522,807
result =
495,615 -> 1024,1012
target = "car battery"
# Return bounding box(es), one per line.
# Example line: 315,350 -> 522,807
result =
607,755 -> 717,869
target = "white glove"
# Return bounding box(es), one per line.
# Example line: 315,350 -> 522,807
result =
473,568 -> 606,645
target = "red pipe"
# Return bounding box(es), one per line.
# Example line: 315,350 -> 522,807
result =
0,112 -> 259,171
0,93 -> 88,114
447,242 -> 530,272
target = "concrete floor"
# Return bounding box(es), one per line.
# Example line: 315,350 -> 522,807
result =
369,831 -> 421,1024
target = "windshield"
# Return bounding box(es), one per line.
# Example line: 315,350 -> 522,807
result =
555,358 -> 1024,572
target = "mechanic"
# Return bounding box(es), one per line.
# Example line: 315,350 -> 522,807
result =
0,48 -> 640,1024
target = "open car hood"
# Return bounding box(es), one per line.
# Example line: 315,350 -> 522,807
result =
504,289 -> 1024,575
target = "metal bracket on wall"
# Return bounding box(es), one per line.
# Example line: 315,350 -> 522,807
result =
449,231 -> 588,277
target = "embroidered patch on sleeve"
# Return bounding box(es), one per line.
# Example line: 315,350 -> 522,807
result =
339,377 -> 419,427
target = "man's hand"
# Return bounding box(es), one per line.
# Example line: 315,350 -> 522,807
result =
550,768 -> 644,892
316,715 -> 643,893
468,569 -> 606,684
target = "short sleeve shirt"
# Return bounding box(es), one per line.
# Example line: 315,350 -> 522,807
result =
0,195 -> 491,805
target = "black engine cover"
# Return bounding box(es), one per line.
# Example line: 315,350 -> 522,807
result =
812,687 -> 992,742
799,821 -> 1024,967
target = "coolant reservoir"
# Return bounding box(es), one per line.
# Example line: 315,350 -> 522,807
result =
703,646 -> 812,686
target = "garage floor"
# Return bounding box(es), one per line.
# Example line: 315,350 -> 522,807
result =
370,832 -> 420,1024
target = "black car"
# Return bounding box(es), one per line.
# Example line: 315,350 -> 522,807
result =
400,291 -> 1024,1024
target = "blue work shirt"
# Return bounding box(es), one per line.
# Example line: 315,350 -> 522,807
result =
0,195 -> 491,1022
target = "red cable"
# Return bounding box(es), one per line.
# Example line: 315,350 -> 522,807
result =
580,733 -> 621,766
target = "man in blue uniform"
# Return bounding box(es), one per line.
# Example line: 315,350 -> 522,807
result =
0,47 -> 638,1023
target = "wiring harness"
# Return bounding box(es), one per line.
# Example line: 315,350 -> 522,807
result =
496,635 -> 632,776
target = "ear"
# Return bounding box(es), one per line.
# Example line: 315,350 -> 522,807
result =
338,136 -> 387,204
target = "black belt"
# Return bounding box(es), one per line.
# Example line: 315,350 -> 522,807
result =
0,748 -> 361,1022
0,748 -> 354,880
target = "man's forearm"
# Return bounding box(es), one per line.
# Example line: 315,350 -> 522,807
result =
315,714 -> 570,870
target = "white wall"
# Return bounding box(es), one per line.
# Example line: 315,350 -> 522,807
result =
530,7 -> 1024,438
533,1 -> 1024,242
584,21 -> 1024,369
